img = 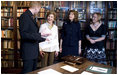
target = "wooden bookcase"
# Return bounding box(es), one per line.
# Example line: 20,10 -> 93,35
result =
1,1 -> 20,73
105,1 -> 117,67
1,1 -> 117,74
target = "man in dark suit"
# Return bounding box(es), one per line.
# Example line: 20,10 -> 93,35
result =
19,1 -> 47,73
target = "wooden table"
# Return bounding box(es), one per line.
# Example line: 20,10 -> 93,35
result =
28,59 -> 117,74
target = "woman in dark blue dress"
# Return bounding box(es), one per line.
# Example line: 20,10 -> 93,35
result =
60,10 -> 82,57
85,12 -> 107,65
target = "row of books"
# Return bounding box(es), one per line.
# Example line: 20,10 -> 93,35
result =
108,31 -> 117,40
17,1 -> 52,7
37,19 -> 46,26
107,61 -> 114,67
55,7 -> 86,19
108,1 -> 117,9
1,50 -> 22,68
108,14 -> 117,19
1,56 -> 23,68
1,18 -> 13,27
1,60 -> 23,68
17,1 -> 31,6
1,30 -> 13,38
54,1 -> 86,8
1,40 -> 14,49
106,51 -> 116,66
57,12 -> 67,20
17,9 -> 27,17
78,14 -> 86,20
107,51 -> 116,59
108,21 -> 117,28
90,1 -> 106,9
55,7 -> 68,20
71,1 -> 86,9
1,8 -> 13,17
1,1 -> 14,6
17,1 -> 51,7
106,40 -> 116,50
39,8 -> 46,18
108,11 -> 117,19
17,60 -> 23,67
54,1 -> 69,8
55,2 -> 86,11
1,61 -> 14,68
108,10 -> 117,14
41,1 -> 50,7
89,1 -> 106,14
1,50 -> 14,59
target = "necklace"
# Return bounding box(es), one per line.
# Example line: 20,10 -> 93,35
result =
93,24 -> 99,29
47,22 -> 53,29
93,23 -> 101,31
48,24 -> 53,30
94,24 -> 98,27
93,22 -> 100,28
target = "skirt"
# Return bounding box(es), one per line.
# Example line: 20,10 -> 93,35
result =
84,47 -> 107,65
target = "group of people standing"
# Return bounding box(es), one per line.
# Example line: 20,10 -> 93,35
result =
19,2 -> 107,74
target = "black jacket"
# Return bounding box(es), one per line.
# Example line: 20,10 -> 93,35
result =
61,21 -> 81,46
19,10 -> 45,60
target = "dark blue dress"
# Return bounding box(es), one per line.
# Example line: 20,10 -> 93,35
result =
85,24 -> 107,65
61,21 -> 81,57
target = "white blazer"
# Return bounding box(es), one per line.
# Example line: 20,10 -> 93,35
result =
39,22 -> 59,52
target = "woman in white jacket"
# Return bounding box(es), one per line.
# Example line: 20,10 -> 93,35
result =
39,11 -> 59,68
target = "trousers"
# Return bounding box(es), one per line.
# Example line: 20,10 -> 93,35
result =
21,59 -> 38,74
41,52 -> 54,68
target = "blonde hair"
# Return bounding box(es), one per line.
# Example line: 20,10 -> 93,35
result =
30,1 -> 41,8
92,12 -> 102,22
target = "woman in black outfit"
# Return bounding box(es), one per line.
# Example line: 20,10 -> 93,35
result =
85,12 -> 107,64
60,10 -> 82,57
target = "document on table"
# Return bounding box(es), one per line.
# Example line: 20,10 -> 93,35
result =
61,65 -> 79,72
86,65 -> 112,74
81,71 -> 93,74
38,69 -> 62,75
89,66 -> 108,73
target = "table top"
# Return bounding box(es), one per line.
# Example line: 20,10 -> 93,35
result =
28,59 -> 117,74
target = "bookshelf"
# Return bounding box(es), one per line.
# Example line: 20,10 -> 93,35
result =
105,1 -> 117,67
1,1 -> 18,73
1,1 -> 117,74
